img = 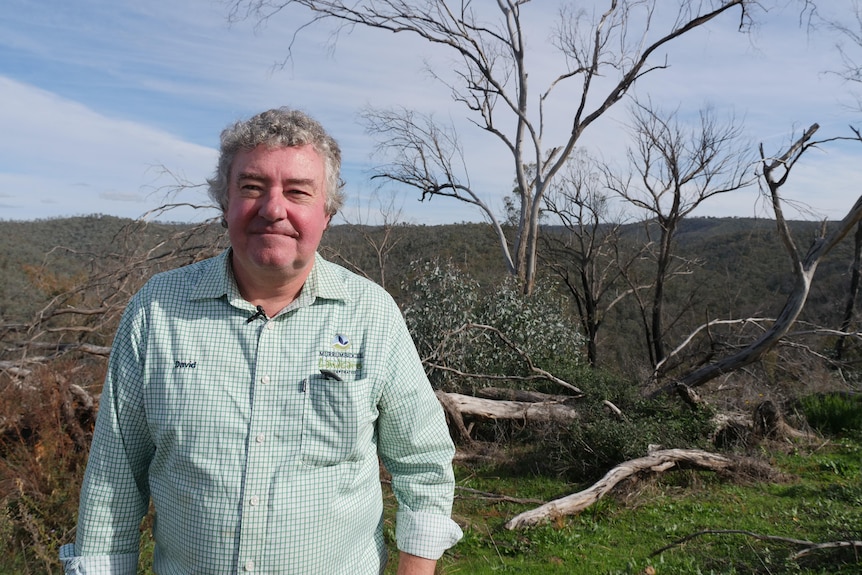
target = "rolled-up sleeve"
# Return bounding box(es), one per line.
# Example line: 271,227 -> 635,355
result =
59,544 -> 137,575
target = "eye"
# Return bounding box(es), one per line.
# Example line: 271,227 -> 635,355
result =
286,187 -> 313,199
238,182 -> 263,196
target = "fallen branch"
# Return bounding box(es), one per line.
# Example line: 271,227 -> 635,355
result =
651,529 -> 862,562
455,486 -> 546,506
505,448 -> 773,530
791,540 -> 862,560
652,529 -> 816,556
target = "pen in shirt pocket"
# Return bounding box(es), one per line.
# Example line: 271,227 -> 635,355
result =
319,369 -> 343,381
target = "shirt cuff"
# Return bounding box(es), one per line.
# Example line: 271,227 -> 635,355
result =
395,509 -> 463,560
59,544 -> 138,575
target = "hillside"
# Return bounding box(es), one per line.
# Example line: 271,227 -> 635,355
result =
0,215 -> 855,373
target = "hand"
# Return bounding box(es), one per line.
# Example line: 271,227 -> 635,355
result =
395,551 -> 437,575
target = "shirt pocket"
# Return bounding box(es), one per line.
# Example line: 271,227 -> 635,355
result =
298,374 -> 375,468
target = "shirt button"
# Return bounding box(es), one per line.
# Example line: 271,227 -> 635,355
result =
255,433 -> 265,443
260,375 -> 270,385
250,496 -> 259,506
265,321 -> 275,331
244,560 -> 255,571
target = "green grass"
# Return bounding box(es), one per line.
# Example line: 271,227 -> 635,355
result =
422,438 -> 862,575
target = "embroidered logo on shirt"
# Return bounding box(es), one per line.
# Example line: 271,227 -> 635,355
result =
332,334 -> 351,349
318,334 -> 363,376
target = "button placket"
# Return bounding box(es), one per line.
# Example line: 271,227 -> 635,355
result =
237,317 -> 278,570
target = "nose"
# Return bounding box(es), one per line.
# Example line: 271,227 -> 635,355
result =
257,189 -> 287,222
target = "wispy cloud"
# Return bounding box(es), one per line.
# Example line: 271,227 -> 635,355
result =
0,76 -> 218,220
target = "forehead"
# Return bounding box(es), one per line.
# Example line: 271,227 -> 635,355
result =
230,144 -> 325,182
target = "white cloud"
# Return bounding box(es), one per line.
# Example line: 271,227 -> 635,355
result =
0,76 -> 219,221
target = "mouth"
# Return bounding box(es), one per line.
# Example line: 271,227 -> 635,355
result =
253,228 -> 297,238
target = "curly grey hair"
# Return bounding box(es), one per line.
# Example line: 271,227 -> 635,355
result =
207,107 -> 344,216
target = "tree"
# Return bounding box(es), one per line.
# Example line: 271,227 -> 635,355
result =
320,191 -> 407,291
606,101 -> 754,368
818,1 -> 862,362
820,0 -> 862,108
226,0 -> 757,294
540,152 -> 641,368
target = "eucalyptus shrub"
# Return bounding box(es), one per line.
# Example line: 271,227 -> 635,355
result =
400,258 -> 585,392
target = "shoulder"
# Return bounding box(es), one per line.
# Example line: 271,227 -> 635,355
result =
315,255 -> 398,309
134,252 -> 226,304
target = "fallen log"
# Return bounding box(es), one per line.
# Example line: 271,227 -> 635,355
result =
476,387 -> 582,404
650,529 -> 862,562
504,448 -> 775,530
438,391 -> 580,424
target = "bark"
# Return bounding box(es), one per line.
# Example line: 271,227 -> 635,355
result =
834,221 -> 862,360
475,387 -> 580,405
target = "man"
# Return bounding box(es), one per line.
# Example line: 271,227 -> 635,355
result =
60,108 -> 462,574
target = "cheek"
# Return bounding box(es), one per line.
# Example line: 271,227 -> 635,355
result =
295,207 -> 330,234
225,200 -> 253,225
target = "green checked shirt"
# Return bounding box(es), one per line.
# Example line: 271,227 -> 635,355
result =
60,250 -> 461,574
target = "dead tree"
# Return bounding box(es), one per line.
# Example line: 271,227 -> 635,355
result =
652,124 -> 862,395
1,218 -> 226,374
834,220 -> 862,360
227,1 -> 757,294
541,152 -> 644,368
319,192 -> 406,291
608,101 -> 754,369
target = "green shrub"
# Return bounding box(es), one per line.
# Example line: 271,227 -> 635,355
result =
800,393 -> 862,437
401,259 -> 585,393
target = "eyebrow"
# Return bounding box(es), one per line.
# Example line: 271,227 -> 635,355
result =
236,172 -> 318,188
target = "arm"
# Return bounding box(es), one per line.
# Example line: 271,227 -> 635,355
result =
396,552 -> 437,575
60,296 -> 153,575
376,312 -> 462,561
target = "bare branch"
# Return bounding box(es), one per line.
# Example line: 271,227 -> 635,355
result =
228,1 -> 760,294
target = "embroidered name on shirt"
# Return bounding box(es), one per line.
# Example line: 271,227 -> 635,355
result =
174,360 -> 197,369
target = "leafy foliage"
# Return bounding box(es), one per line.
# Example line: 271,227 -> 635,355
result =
799,393 -> 862,437
400,258 -> 585,392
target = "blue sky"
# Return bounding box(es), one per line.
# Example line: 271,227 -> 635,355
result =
1,0 -> 859,225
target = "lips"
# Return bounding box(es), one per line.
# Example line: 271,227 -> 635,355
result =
251,226 -> 298,238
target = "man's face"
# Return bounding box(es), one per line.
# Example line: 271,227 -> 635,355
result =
225,144 -> 331,285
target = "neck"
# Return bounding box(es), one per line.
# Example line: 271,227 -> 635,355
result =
230,253 -> 312,317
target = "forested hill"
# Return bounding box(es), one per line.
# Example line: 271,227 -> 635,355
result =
0,215 -> 851,331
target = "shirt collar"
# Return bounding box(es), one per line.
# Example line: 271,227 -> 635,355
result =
190,249 -> 351,306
